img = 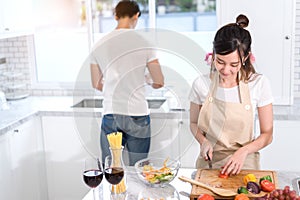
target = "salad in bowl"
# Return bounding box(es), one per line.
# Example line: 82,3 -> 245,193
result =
134,157 -> 180,187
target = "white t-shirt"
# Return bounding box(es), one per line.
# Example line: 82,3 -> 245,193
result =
90,29 -> 158,116
188,73 -> 274,138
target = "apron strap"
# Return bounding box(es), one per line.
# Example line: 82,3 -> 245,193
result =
210,72 -> 252,106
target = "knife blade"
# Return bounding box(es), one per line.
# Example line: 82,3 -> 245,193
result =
207,152 -> 212,169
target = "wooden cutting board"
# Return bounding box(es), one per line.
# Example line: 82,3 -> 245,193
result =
190,169 -> 278,200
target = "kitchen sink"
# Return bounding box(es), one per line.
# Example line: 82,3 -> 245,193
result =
72,98 -> 104,108
72,98 -> 166,109
146,98 -> 167,109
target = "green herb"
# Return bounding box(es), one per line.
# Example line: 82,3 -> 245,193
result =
259,175 -> 272,183
237,186 -> 249,194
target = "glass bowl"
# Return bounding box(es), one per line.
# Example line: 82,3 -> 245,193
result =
134,157 -> 180,187
138,184 -> 180,199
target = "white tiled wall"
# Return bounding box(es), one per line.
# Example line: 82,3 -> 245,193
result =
1,2 -> 300,98
0,36 -> 31,95
0,34 -> 94,97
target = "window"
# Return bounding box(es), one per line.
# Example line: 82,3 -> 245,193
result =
33,0 -> 89,86
32,0 -> 216,87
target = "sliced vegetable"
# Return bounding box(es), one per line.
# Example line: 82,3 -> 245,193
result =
142,158 -> 174,184
246,181 -> 261,194
219,174 -> 228,178
218,172 -> 229,179
197,193 -> 215,200
243,173 -> 257,184
234,193 -> 250,200
237,186 -> 249,194
260,179 -> 275,192
259,175 -> 272,183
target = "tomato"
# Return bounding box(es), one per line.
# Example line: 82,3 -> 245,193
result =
197,193 -> 215,200
219,174 -> 229,179
218,172 -> 229,179
234,193 -> 250,200
260,179 -> 275,192
259,175 -> 273,183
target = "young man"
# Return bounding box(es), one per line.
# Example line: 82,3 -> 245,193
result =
90,0 -> 164,166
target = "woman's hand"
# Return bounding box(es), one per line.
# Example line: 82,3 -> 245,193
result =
221,147 -> 249,175
200,138 -> 213,161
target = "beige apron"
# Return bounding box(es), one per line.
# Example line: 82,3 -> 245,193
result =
196,72 -> 260,169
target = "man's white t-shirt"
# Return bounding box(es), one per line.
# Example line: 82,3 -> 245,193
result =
90,29 -> 158,116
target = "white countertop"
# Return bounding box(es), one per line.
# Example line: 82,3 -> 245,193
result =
0,96 -> 186,135
1,96 -> 300,135
82,168 -> 300,200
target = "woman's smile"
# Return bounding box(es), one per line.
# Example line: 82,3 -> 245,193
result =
214,50 -> 242,86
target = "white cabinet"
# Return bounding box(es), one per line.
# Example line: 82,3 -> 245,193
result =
260,120 -> 300,171
149,117 -> 199,168
217,0 -> 295,105
41,116 -> 101,200
178,118 -> 200,168
0,116 -> 46,200
0,0 -> 33,37
9,116 -> 47,200
149,118 -> 181,160
0,133 -> 13,200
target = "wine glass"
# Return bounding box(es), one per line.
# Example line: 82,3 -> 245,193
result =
104,155 -> 125,194
83,157 -> 103,200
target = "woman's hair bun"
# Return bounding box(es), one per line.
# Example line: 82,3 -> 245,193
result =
236,14 -> 249,28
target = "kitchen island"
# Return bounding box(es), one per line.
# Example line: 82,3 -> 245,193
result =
82,168 -> 300,200
1,96 -> 300,200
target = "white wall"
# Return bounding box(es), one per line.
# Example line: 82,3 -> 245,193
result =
1,1 -> 300,98
294,0 -> 300,97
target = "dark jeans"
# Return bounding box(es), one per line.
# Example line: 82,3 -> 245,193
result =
100,114 -> 151,166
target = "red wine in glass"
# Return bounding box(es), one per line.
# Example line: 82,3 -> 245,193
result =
83,169 -> 103,188
83,158 -> 103,200
104,167 -> 124,185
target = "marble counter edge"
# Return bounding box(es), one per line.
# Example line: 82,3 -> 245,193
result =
1,96 -> 300,135
0,111 -> 39,135
0,109 -> 188,135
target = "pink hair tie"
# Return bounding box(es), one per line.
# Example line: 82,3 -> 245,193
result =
250,53 -> 255,64
205,52 -> 213,65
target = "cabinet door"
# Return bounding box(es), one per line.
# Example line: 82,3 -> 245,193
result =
149,118 -> 181,160
9,117 -> 47,200
0,133 -> 13,200
0,0 -> 33,33
260,120 -> 300,171
178,118 -> 200,168
0,0 -> 9,32
149,117 -> 199,167
42,116 -> 101,200
217,0 -> 295,105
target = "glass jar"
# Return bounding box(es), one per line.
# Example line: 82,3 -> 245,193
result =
104,146 -> 127,194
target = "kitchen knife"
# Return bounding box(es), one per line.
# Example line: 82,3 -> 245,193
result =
207,152 -> 212,169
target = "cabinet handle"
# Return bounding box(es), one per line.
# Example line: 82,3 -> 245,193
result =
13,129 -> 19,133
285,36 -> 290,40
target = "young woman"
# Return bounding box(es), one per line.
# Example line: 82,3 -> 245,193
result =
189,14 -> 273,175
